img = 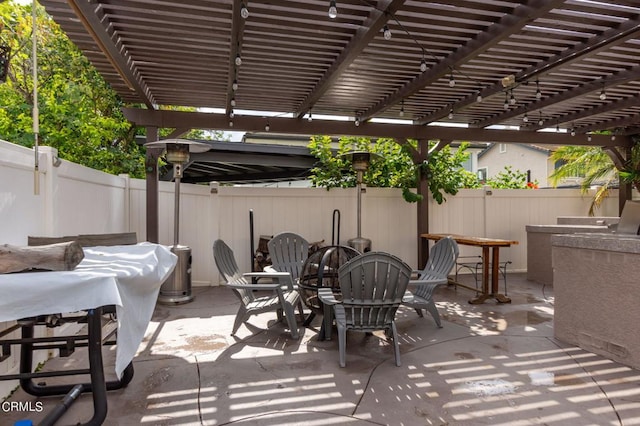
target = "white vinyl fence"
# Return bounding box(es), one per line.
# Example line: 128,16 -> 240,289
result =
0,139 -> 623,397
1,139 -> 623,282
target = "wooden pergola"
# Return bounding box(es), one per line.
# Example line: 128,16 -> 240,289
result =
40,0 -> 640,265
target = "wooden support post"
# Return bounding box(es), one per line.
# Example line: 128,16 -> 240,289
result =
145,127 -> 160,243
605,146 -> 634,215
415,139 -> 430,268
620,146 -> 633,215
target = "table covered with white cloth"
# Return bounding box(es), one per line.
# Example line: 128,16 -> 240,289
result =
0,242 -> 177,378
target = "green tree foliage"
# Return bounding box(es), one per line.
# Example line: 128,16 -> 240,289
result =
423,143 -> 480,202
308,136 -> 476,203
485,166 -> 538,189
550,141 -> 640,215
0,1 -> 148,177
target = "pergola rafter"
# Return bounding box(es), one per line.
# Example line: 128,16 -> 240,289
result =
67,0 -> 155,109
416,15 -> 640,126
39,0 -> 640,141
294,0 -> 406,119
358,0 -> 564,121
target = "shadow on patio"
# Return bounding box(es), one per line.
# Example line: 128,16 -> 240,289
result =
4,274 -> 640,425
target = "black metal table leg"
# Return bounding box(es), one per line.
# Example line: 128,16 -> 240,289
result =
4,308 -> 135,426
36,309 -> 106,426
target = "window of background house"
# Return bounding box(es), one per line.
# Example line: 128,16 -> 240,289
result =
477,167 -> 488,183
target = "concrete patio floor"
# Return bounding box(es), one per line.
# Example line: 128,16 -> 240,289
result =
4,273 -> 640,425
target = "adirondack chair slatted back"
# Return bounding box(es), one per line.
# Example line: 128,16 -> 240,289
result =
338,252 -> 411,330
420,237 -> 459,278
213,239 -> 252,305
268,232 -> 309,280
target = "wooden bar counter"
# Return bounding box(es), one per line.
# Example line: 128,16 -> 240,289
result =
421,233 -> 518,304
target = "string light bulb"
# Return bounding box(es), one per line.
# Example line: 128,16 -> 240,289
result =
383,25 -> 391,40
448,108 -> 454,119
420,58 -> 427,72
536,79 -> 542,99
265,120 -> 270,132
229,109 -> 234,119
538,112 -> 544,126
599,86 -> 607,101
571,128 -> 576,136
240,2 -> 249,19
587,133 -> 592,142
308,111 -> 313,122
399,100 -> 404,117
509,90 -> 516,105
449,73 -> 455,88
476,93 -> 483,103
230,98 -> 236,107
235,53 -> 242,66
229,120 -> 234,127
523,112 -> 529,123
328,0 -> 337,19
232,79 -> 238,91
503,92 -> 509,110
355,117 -> 360,126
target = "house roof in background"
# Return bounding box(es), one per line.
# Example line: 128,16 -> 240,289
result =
477,142 -> 554,158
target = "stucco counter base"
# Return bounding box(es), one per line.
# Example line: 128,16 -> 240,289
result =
552,233 -> 640,370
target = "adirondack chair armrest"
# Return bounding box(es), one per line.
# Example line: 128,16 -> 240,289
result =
243,271 -> 296,289
245,271 -> 296,290
244,271 -> 291,279
224,281 -> 283,291
407,275 -> 448,287
263,265 -> 278,274
317,288 -> 339,305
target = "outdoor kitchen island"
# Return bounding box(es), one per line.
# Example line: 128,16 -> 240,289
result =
552,232 -> 640,370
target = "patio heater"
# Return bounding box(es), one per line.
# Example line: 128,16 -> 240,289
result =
344,151 -> 378,253
145,139 -> 209,304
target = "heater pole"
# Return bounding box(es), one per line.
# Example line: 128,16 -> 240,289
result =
173,163 -> 181,248
356,170 -> 362,239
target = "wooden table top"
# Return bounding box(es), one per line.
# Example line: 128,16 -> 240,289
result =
421,233 -> 519,247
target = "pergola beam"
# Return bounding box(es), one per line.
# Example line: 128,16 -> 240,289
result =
294,0 -> 406,118
358,0 -> 563,121
122,107 -> 632,147
68,0 -> 155,109
577,113 -> 640,134
416,15 -> 640,126
226,0 -> 246,117
478,66 -> 640,130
